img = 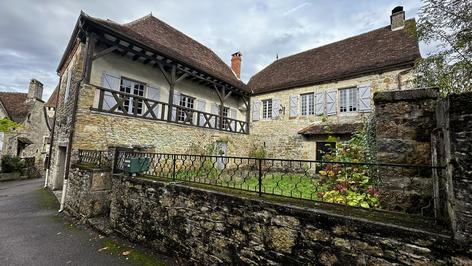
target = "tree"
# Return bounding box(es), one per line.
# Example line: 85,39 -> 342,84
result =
0,118 -> 21,133
413,0 -> 472,95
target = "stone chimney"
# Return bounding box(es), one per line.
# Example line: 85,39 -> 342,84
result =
28,79 -> 43,100
390,6 -> 405,31
231,51 -> 242,79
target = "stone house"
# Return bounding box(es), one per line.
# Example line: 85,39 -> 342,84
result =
47,6 -> 420,189
0,79 -> 51,173
248,6 -> 421,160
47,12 -> 252,190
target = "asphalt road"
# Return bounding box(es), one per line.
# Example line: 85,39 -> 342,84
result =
0,178 -> 168,266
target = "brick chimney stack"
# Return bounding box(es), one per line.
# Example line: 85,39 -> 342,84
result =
27,79 -> 43,100
231,51 -> 242,79
390,6 -> 405,31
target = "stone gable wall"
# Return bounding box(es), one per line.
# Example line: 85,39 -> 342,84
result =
109,176 -> 471,265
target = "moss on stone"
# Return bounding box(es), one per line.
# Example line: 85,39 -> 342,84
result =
101,239 -> 166,266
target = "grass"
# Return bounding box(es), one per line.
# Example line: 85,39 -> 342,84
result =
36,187 -> 60,210
101,239 -> 166,266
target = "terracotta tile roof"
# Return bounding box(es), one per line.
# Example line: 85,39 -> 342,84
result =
298,123 -> 362,135
248,19 -> 421,94
0,92 -> 31,123
83,13 -> 249,93
45,86 -> 59,108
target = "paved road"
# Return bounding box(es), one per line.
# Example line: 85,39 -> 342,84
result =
0,178 -> 165,266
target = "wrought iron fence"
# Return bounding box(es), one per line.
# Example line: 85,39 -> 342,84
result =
114,151 -> 445,216
77,149 -> 111,169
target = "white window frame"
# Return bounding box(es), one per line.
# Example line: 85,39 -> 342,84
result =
178,94 -> 195,122
339,87 -> 358,113
217,105 -> 230,129
262,99 -> 272,119
120,77 -> 145,115
301,93 -> 315,116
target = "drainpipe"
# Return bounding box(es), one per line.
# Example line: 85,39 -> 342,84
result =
396,68 -> 412,90
59,24 -> 92,212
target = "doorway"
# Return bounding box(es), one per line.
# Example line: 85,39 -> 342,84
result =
53,146 -> 67,190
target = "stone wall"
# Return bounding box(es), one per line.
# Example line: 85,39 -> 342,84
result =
250,69 -> 415,160
65,166 -> 112,219
48,41 -> 86,190
110,176 -> 471,265
436,92 -> 472,245
373,89 -> 439,214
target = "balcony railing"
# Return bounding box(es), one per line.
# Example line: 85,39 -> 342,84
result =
90,85 -> 248,134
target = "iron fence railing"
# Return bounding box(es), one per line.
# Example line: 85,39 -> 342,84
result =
113,151 -> 445,216
77,149 -> 111,169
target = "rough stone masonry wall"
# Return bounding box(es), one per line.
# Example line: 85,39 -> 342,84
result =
373,89 -> 439,214
110,176 -> 472,265
250,69 -> 415,160
65,166 -> 112,219
437,91 -> 472,245
48,41 -> 86,190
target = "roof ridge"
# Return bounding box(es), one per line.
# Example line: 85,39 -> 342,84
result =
123,13 -> 154,26
251,18 -> 416,81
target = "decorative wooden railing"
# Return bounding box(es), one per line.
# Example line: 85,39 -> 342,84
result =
90,85 -> 248,134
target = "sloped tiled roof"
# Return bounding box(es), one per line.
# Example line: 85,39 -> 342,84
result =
46,86 -> 59,108
0,92 -> 31,123
82,13 -> 248,92
299,123 -> 362,135
248,19 -> 421,94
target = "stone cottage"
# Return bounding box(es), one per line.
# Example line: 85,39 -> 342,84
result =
248,6 -> 420,160
47,6 -> 420,189
0,79 -> 51,174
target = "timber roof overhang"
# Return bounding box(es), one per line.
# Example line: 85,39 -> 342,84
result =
298,123 -> 362,136
57,12 -> 250,96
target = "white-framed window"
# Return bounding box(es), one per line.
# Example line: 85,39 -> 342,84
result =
301,93 -> 315,115
178,94 -> 195,122
120,78 -> 145,115
339,87 -> 358,113
262,99 -> 272,119
217,105 -> 230,129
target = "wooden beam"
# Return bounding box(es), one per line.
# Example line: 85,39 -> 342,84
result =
84,32 -> 97,84
132,54 -> 140,61
175,73 -> 189,84
92,45 -> 117,60
157,63 -> 171,85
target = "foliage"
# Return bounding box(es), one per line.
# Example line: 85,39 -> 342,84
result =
1,155 -> 25,173
0,118 -> 22,133
316,126 -> 380,208
249,144 -> 267,159
412,0 -> 472,95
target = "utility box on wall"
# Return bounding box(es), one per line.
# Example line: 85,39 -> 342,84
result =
123,157 -> 150,176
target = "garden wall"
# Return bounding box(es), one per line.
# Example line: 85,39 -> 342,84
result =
109,175 -> 472,265
65,166 -> 112,219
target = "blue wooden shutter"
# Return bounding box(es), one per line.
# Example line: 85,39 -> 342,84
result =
358,85 -> 372,112
100,71 -> 121,110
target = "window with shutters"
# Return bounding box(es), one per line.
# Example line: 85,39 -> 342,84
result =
178,94 -> 195,122
339,87 -> 358,113
262,99 -> 272,119
301,93 -> 314,115
120,78 -> 145,115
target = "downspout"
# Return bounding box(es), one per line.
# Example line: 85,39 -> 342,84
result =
396,68 -> 412,90
59,24 -> 92,212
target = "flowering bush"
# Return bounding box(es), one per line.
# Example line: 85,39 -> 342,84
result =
316,126 -> 380,208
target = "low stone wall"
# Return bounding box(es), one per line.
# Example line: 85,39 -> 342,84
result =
65,166 -> 112,219
110,176 -> 471,265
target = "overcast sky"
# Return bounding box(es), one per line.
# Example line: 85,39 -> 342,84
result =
0,0 -> 428,100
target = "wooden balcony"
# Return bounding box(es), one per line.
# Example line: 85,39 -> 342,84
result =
89,85 -> 249,134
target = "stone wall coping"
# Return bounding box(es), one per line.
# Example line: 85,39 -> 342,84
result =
116,175 -> 453,243
374,88 -> 439,103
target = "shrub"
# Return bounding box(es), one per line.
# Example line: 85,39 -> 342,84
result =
1,155 -> 25,173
